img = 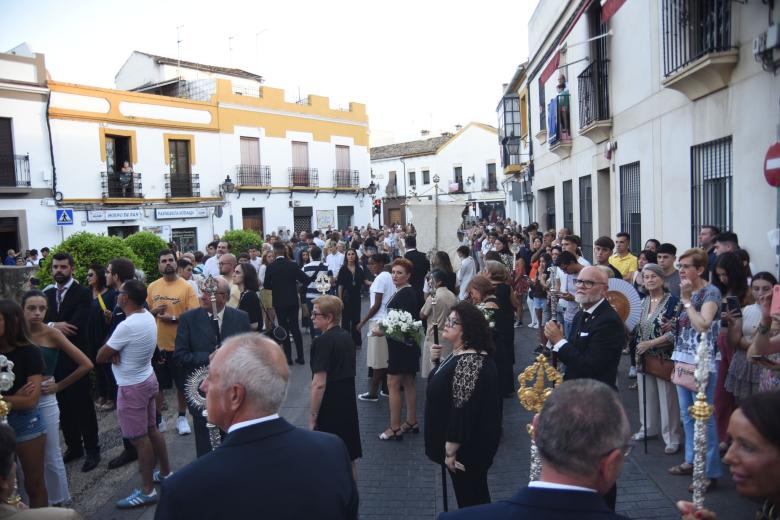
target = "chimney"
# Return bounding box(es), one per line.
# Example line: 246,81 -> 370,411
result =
455,124 -> 463,132
421,129 -> 430,137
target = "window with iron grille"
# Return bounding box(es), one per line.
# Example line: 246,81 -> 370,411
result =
579,176 -> 593,263
486,163 -> 497,191
538,80 -> 546,132
691,136 -> 732,246
422,169 -> 430,184
563,180 -> 574,235
661,0 -> 732,77
409,170 -> 416,187
540,187 -> 555,231
619,162 -> 642,254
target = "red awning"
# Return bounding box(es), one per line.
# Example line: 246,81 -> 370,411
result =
539,52 -> 560,84
601,0 -> 626,23
538,0 -> 596,84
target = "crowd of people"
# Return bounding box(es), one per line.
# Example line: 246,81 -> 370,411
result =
0,219 -> 777,519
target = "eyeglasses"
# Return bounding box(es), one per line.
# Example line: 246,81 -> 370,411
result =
573,279 -> 605,288
676,263 -> 694,270
445,318 -> 461,327
86,273 -> 94,278
311,312 -> 327,319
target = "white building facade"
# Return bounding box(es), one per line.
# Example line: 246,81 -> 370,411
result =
0,50 -> 372,252
370,123 -> 503,227
509,0 -> 779,271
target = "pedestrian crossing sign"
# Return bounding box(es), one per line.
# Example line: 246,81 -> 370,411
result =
56,208 -> 74,226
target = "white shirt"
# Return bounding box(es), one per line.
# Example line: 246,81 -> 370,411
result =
577,256 -> 591,267
528,481 -> 597,493
369,271 -> 395,321
313,237 -> 325,248
456,256 -> 476,300
553,298 -> 605,352
250,257 -> 262,273
106,310 -> 157,386
258,264 -> 267,285
227,413 -> 280,434
203,255 -> 220,277
325,252 -> 345,278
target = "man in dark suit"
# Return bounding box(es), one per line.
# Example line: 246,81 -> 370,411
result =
403,235 -> 430,303
263,241 -> 314,365
174,276 -> 251,457
439,380 -> 630,520
544,265 -> 626,509
43,252 -> 101,472
156,334 -> 358,520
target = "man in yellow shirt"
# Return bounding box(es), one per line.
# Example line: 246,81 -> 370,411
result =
608,232 -> 638,278
147,249 -> 199,435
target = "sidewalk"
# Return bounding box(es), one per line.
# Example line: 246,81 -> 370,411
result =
78,302 -> 757,519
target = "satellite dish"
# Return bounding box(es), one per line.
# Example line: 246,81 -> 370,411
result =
214,206 -> 223,218
606,278 -> 642,331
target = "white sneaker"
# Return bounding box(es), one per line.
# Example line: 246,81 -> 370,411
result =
176,415 -> 191,435
157,417 -> 167,433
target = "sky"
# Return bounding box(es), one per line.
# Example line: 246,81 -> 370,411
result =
0,0 -> 538,147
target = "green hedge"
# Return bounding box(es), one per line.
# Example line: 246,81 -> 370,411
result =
37,232 -> 141,287
123,231 -> 169,283
221,229 -> 263,255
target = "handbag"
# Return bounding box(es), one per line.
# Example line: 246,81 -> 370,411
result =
671,361 -> 697,392
642,354 -> 674,381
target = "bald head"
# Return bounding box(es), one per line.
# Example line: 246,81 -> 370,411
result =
219,254 -> 237,276
574,266 -> 609,306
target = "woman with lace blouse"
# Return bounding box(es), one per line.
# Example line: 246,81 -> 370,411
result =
424,301 -> 501,509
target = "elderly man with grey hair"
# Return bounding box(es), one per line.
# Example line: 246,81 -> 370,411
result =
174,276 -> 251,457
156,334 -> 358,520
438,379 -> 631,520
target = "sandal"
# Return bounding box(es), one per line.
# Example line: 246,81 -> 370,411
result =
378,428 -> 403,441
400,421 -> 419,434
668,462 -> 694,476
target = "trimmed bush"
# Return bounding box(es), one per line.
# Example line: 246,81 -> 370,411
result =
37,232 -> 140,287
124,231 -> 169,283
222,229 -> 263,255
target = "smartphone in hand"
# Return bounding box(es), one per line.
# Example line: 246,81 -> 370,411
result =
772,285 -> 780,316
726,296 -> 742,318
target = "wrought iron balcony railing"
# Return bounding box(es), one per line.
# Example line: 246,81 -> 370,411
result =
482,179 -> 499,192
165,173 -> 200,198
235,164 -> 271,187
101,170 -> 143,198
662,0 -> 732,77
577,59 -> 610,128
0,154 -> 30,188
288,167 -> 318,189
548,93 -> 572,147
333,169 -> 359,189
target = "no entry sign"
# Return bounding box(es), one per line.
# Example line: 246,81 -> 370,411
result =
766,142 -> 780,187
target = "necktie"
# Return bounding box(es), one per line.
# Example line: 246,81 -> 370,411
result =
56,287 -> 65,314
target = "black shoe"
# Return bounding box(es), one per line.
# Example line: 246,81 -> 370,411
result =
295,358 -> 305,365
287,358 -> 294,366
107,449 -> 137,470
62,448 -> 84,464
82,452 -> 100,472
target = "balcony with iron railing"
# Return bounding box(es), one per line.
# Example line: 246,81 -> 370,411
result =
0,154 -> 31,190
164,173 -> 200,198
288,167 -> 318,190
482,178 -> 499,192
235,164 -> 271,188
101,170 -> 143,199
661,0 -> 737,100
449,181 -> 465,194
577,59 -> 612,144
333,169 -> 360,189
548,93 -> 572,158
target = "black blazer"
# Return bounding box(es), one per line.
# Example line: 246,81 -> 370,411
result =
155,418 -> 358,520
263,257 -> 313,308
174,306 -> 251,371
557,299 -> 626,388
43,281 -> 91,377
404,249 -> 430,296
438,486 -> 630,520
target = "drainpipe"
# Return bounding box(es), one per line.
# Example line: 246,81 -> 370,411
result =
44,91 -> 60,201
525,74 -> 536,226
400,157 -> 407,225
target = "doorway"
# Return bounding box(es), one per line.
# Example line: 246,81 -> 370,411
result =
0,217 -> 19,255
171,227 -> 198,253
107,225 -> 139,239
242,208 -> 264,235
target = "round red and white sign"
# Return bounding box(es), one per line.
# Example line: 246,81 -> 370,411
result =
765,141 -> 780,187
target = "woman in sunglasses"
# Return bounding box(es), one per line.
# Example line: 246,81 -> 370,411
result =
424,301 -> 500,509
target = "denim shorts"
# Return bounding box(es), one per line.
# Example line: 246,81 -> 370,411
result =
532,297 -> 547,310
7,407 -> 46,443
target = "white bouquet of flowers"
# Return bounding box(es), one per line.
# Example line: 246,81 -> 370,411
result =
476,303 -> 496,328
379,309 -> 424,346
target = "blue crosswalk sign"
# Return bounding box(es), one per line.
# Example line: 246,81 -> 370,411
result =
56,208 -> 74,226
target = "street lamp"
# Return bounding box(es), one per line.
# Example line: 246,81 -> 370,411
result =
366,180 -> 377,196
220,175 -> 235,196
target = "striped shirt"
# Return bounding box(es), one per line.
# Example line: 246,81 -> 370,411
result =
302,261 -> 332,302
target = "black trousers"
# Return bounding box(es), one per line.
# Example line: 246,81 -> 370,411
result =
188,403 -> 225,458
341,295 -> 362,346
449,466 -> 491,508
56,376 -> 99,453
275,305 -> 304,362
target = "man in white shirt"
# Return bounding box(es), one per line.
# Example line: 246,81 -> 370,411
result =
98,280 -> 172,509
325,242 -> 345,281
456,246 -> 475,300
439,379 -> 630,519
312,230 -> 326,248
203,240 -> 230,277
248,246 -> 262,273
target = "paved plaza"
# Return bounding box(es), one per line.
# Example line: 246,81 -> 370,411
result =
67,300 -> 758,519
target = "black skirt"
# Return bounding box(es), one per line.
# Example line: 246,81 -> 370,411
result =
316,377 -> 362,461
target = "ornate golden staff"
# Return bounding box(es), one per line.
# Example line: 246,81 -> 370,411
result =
689,332 -> 714,510
0,355 -> 15,423
517,353 -> 562,480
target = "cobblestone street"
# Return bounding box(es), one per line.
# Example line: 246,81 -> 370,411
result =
74,300 -> 758,519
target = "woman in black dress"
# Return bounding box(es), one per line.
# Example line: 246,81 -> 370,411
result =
425,301 -> 500,508
377,258 -> 422,441
484,260 -> 517,398
234,263 -> 261,332
336,248 -> 366,347
432,251 -> 457,295
309,295 -> 362,476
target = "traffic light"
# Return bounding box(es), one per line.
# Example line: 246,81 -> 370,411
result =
373,198 -> 382,216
